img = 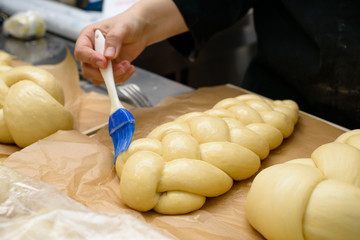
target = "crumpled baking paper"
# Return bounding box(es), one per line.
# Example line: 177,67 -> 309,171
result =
0,164 -> 174,239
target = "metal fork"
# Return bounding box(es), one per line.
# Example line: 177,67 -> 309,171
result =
117,83 -> 152,108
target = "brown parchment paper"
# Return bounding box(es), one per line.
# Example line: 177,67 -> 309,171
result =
1,52 -> 347,239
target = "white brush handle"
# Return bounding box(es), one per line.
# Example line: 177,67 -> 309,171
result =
94,29 -> 124,114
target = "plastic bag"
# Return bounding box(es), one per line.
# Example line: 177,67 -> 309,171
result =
3,11 -> 46,40
0,165 -> 174,239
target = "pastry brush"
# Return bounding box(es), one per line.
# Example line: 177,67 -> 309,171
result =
94,29 -> 135,163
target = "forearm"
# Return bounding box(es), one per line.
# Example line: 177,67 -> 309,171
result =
127,0 -> 189,46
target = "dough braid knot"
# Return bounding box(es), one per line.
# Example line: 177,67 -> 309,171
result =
116,94 -> 299,214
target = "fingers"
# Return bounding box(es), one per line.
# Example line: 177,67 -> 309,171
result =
80,62 -> 103,84
75,26 -> 108,69
74,14 -> 138,85
81,60 -> 135,85
103,30 -> 123,60
113,61 -> 136,83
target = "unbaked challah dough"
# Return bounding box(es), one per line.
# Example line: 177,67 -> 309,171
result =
3,11 -> 46,39
246,129 -> 360,240
116,94 -> 299,214
0,52 -> 73,148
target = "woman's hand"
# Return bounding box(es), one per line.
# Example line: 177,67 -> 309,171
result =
74,12 -> 145,84
74,0 -> 188,85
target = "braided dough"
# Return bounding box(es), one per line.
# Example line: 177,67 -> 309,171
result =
116,94 -> 299,214
246,129 -> 360,240
0,52 -> 73,148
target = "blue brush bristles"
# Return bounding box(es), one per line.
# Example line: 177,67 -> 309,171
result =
108,108 -> 135,164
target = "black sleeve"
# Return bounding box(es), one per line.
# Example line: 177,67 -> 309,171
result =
169,0 -> 255,57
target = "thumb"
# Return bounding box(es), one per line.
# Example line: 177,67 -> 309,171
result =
104,31 -> 123,60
